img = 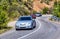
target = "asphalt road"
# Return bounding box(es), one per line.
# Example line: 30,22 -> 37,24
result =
0,15 -> 60,39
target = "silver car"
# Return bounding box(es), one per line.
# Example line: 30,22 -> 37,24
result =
35,13 -> 42,17
15,16 -> 36,30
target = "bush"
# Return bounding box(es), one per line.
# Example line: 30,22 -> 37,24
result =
0,11 -> 8,29
41,7 -> 49,14
52,1 -> 60,18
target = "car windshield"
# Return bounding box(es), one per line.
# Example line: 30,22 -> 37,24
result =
36,13 -> 41,15
19,17 -> 32,21
36,13 -> 40,14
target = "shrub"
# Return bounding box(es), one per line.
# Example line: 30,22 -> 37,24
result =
52,1 -> 60,18
0,11 -> 8,29
41,7 -> 49,14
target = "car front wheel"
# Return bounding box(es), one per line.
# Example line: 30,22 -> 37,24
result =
16,28 -> 19,30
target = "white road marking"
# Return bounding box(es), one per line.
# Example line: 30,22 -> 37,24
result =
18,19 -> 41,39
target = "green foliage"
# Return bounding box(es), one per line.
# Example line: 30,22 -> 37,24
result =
53,1 -> 60,18
0,0 -> 33,29
0,11 -> 8,29
42,7 -> 49,14
0,26 -> 12,34
0,5 -> 3,11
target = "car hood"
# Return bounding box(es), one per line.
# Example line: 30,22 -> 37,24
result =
16,20 -> 32,26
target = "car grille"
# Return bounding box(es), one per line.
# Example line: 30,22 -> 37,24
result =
20,27 -> 26,28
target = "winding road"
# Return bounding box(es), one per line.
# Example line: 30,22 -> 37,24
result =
0,15 -> 60,39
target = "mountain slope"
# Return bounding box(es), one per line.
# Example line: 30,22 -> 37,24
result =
33,0 -> 55,12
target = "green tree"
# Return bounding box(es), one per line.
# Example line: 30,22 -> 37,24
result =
0,0 -> 34,29
42,7 -> 49,14
52,1 -> 60,18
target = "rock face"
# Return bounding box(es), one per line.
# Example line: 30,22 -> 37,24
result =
33,0 -> 54,12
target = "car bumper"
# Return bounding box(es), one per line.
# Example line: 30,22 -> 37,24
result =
15,26 -> 33,30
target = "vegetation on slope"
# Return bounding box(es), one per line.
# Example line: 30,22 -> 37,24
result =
0,0 -> 33,33
53,1 -> 60,18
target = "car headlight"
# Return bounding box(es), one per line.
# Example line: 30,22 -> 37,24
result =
26,23 -> 31,26
15,24 -> 19,27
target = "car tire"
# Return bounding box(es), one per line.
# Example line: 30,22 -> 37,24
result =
33,26 -> 36,28
16,29 -> 18,30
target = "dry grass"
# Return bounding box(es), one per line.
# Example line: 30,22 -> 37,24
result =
0,27 -> 12,34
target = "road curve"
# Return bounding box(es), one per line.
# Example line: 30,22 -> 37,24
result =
0,15 -> 60,39
18,16 -> 57,39
0,18 -> 40,39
